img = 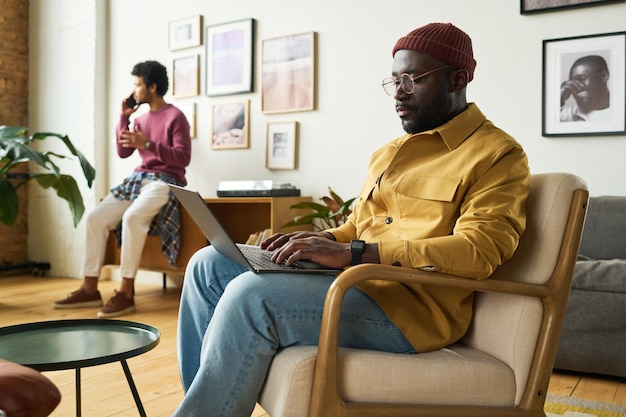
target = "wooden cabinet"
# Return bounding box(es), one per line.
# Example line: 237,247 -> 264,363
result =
104,196 -> 313,275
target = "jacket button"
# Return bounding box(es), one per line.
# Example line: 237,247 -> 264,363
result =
385,217 -> 393,224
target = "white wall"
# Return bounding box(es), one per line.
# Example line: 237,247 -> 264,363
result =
28,0 -> 106,277
28,0 -> 626,278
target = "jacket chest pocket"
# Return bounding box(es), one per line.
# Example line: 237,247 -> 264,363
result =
393,175 -> 462,222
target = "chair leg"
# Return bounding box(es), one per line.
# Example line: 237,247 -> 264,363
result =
162,273 -> 167,290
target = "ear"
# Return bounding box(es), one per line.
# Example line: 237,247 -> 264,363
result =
451,69 -> 468,93
600,70 -> 609,83
149,83 -> 158,94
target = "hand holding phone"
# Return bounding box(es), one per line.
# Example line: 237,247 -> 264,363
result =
125,93 -> 137,108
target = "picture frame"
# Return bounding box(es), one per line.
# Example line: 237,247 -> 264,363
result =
266,122 -> 297,170
542,31 -> 626,137
169,15 -> 203,51
521,0 -> 625,14
211,100 -> 249,149
262,32 -> 316,114
172,55 -> 200,98
177,102 -> 196,138
206,18 -> 254,96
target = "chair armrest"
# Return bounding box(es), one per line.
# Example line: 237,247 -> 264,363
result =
317,263 -> 550,359
331,263 -> 549,297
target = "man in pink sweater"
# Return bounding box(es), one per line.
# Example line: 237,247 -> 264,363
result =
54,60 -> 192,318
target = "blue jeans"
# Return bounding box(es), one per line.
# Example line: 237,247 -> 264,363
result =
174,246 -> 415,417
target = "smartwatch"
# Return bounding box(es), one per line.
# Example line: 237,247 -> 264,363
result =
350,240 -> 366,265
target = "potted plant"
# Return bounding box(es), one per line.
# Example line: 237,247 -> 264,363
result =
0,126 -> 96,227
283,186 -> 356,231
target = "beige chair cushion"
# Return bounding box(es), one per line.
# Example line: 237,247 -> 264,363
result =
259,345 -> 515,417
462,173 -> 588,405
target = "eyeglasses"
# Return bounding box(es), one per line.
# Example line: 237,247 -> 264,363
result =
381,65 -> 454,96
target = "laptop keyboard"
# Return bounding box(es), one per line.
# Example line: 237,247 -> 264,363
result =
239,245 -> 300,270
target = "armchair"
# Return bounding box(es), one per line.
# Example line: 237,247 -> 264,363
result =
258,173 -> 588,417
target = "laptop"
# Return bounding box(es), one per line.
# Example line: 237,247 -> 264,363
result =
169,184 -> 342,274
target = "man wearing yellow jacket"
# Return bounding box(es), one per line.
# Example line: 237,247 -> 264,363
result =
174,22 -> 530,417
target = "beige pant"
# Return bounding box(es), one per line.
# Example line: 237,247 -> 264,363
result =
82,179 -> 170,279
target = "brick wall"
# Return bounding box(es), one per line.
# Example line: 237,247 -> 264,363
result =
0,0 -> 29,268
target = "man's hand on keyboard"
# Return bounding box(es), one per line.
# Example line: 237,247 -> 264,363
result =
265,235 -> 351,269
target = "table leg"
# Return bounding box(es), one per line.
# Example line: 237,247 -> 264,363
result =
120,359 -> 147,417
75,367 -> 82,417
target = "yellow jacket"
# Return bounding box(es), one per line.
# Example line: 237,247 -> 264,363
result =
328,104 -> 530,352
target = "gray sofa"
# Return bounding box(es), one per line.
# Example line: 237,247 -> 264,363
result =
554,196 -> 626,378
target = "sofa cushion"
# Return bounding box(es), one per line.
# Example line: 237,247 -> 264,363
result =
572,259 -> 626,293
556,287 -> 626,378
578,196 -> 626,260
0,359 -> 61,417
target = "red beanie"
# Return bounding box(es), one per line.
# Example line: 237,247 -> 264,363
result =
392,23 -> 477,81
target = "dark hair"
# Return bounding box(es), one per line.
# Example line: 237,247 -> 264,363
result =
131,60 -> 169,96
570,55 -> 609,77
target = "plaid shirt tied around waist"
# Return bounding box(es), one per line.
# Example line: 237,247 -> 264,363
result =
111,172 -> 183,266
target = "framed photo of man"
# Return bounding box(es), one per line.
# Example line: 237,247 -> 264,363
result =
521,0 -> 626,14
542,31 -> 626,137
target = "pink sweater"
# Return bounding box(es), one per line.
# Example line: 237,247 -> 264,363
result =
116,104 -> 191,185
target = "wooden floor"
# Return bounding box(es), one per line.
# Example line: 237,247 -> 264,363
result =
1,274 -> 624,417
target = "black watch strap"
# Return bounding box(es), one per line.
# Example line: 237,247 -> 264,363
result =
350,240 -> 366,265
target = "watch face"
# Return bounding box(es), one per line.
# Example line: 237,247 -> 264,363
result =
350,240 -> 365,265
350,240 -> 366,251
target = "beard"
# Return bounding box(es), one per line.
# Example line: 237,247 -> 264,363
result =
401,93 -> 455,134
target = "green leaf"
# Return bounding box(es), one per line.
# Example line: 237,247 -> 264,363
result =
3,140 -> 49,168
289,201 -> 329,212
321,196 -> 340,213
0,179 -> 19,226
31,131 -> 95,187
1,126 -> 96,227
328,186 -> 345,206
0,126 -> 27,139
283,187 -> 357,230
32,173 -> 85,227
338,197 -> 357,214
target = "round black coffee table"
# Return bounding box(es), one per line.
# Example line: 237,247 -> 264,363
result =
0,319 -> 160,417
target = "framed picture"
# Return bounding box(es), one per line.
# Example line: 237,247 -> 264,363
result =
169,15 -> 203,50
262,32 -> 316,113
173,55 -> 200,98
542,31 -> 626,137
521,0 -> 626,14
211,100 -> 249,149
177,102 -> 196,138
266,122 -> 297,170
206,18 -> 254,96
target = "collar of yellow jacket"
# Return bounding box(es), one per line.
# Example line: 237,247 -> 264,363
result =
399,103 -> 486,151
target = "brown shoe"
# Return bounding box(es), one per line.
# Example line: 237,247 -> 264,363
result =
97,290 -> 136,318
54,288 -> 103,309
